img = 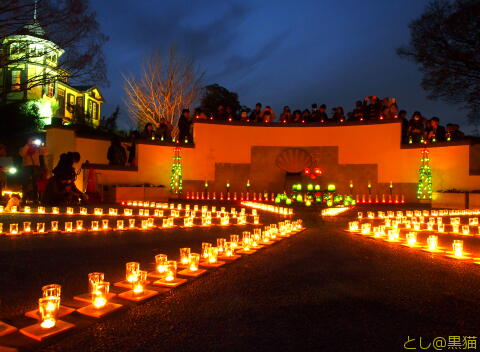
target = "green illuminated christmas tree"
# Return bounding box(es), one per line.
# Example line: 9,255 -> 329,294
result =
170,147 -> 183,195
417,148 -> 432,200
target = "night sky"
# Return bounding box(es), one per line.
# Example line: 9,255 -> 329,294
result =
92,0 -> 469,131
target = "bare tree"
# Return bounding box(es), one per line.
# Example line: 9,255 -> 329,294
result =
123,48 -> 204,132
0,0 -> 108,98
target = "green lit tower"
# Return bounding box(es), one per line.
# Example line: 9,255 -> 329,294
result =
417,148 -> 432,200
169,147 -> 183,195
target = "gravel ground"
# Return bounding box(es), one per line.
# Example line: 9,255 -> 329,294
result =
1,205 -> 480,352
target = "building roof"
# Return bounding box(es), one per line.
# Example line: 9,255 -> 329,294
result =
14,20 -> 48,40
70,85 -> 96,92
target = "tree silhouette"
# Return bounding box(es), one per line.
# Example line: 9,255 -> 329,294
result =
398,0 -> 480,122
200,84 -> 241,117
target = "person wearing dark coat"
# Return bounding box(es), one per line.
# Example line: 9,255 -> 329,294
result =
407,111 -> 425,143
107,137 -> 127,166
426,117 -> 446,142
141,123 -> 155,140
178,109 -> 192,143
249,103 -> 262,122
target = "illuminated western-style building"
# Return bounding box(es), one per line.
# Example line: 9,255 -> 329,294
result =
0,14 -> 104,127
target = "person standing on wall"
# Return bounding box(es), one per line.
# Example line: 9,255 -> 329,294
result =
178,108 -> 192,143
19,138 -> 46,204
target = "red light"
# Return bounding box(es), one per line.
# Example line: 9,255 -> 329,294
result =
304,168 -> 311,175
314,168 -> 322,175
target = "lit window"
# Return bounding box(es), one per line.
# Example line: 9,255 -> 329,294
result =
92,102 -> 98,120
11,71 -> 21,91
47,83 -> 54,97
10,43 -> 19,55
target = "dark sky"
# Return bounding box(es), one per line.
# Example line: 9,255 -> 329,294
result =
92,0 -> 470,131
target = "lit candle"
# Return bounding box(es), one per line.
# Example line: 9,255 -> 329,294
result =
462,225 -> 470,235
125,262 -> 140,282
180,248 -> 191,265
80,207 -> 88,215
427,235 -> 438,251
108,208 -> 118,216
65,221 -> 73,232
348,221 -> 359,232
155,254 -> 168,274
129,218 -> 135,228
230,234 -> 239,248
52,207 -> 59,214
91,221 -> 99,231
88,272 -> 104,295
116,220 -> 124,230
406,232 -> 417,246
38,296 -> 60,329
66,207 -> 74,215
124,209 -> 133,216
147,218 -> 154,228
94,208 -> 103,216
92,281 -> 109,309
189,253 -> 200,271
37,206 -> 45,214
51,221 -> 59,232
201,242 -> 212,259
24,206 -> 31,213
224,242 -> 234,257
208,247 -> 218,263
76,220 -> 83,231
132,270 -> 147,295
452,240 -> 463,257
216,238 -> 226,254
102,219 -> 109,230
23,221 -> 31,233
9,223 -> 18,235
165,261 -> 177,281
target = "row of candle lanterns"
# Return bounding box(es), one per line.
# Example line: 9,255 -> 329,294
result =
1,219 -> 304,341
321,207 -> 350,216
355,210 -> 480,236
240,202 -> 293,215
348,221 -> 475,260
0,204 -> 258,219
1,213 -> 260,236
358,209 -> 480,220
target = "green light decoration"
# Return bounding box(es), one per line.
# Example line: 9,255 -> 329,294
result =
246,179 -> 250,189
327,184 -> 336,192
307,184 -> 313,191
314,184 -> 320,191
417,148 -> 432,200
204,180 -> 208,189
169,147 -> 183,195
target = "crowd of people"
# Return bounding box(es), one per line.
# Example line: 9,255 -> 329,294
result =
193,96 -> 466,144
